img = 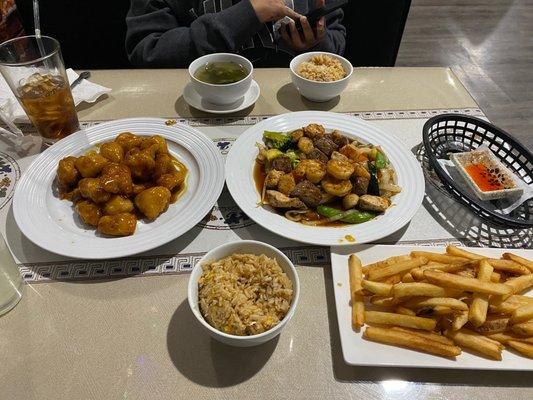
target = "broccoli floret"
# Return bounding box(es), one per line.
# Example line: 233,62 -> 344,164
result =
285,150 -> 300,168
263,131 -> 292,152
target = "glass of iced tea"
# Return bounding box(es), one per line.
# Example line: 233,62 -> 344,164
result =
0,35 -> 79,143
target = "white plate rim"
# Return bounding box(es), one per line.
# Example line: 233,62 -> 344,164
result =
331,244 -> 533,370
225,111 -> 425,246
13,117 -> 225,259
183,80 -> 260,114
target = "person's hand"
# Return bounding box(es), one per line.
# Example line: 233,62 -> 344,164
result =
250,0 -> 302,23
280,0 -> 326,52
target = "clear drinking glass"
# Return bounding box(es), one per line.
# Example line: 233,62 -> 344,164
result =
0,234 -> 23,316
0,35 -> 79,143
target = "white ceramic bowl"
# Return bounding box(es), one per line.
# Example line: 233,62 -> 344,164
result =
187,240 -> 300,347
290,51 -> 353,102
188,53 -> 253,105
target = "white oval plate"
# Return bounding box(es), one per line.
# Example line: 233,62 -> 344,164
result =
226,111 -> 425,246
13,118 -> 225,259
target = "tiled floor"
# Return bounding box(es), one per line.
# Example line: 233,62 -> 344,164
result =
397,0 -> 532,147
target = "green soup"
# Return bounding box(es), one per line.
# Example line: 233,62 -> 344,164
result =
194,61 -> 249,84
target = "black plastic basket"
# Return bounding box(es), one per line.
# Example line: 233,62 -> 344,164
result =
422,114 -> 533,229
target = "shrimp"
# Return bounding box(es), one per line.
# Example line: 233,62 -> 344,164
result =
291,129 -> 304,143
321,177 -> 352,197
295,159 -> 327,184
297,137 -> 314,154
327,159 -> 354,180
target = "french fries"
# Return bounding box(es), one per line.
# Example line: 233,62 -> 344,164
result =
484,332 -> 533,345
444,328 -> 503,360
503,252 -> 533,272
512,321 -> 533,336
511,303 -> 533,325
469,260 -> 493,327
361,280 -> 392,297
402,297 -> 469,311
410,251 -> 468,264
368,257 -> 428,280
452,311 -> 469,331
364,311 -> 436,331
506,341 -> 533,358
347,248 -> 533,361
392,282 -> 457,299
363,326 -> 461,358
424,270 -> 512,295
348,255 -> 364,330
446,245 -> 484,260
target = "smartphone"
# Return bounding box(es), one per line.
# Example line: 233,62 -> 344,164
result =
294,0 -> 348,34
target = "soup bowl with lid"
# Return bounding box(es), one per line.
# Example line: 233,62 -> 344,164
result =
188,53 -> 253,105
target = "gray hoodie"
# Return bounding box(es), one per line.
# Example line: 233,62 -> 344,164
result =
126,0 -> 346,67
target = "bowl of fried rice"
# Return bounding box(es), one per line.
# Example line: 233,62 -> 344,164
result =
290,52 -> 353,102
188,240 -> 300,347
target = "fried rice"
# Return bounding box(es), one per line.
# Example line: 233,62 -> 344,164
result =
297,54 -> 347,82
198,253 -> 293,336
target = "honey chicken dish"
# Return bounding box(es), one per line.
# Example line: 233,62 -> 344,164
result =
56,132 -> 188,236
254,124 -> 401,226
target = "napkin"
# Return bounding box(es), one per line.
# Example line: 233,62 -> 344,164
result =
0,69 -> 111,123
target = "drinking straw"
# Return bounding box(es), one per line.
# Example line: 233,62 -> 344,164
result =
33,0 -> 51,68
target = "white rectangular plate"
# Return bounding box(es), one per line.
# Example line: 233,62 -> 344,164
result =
331,244 -> 533,370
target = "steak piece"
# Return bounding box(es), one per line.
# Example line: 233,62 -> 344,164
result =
314,136 -> 338,156
307,148 -> 329,164
352,176 -> 370,196
271,155 -> 292,173
291,180 -> 323,208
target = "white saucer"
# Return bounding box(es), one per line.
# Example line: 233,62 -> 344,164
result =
183,80 -> 260,114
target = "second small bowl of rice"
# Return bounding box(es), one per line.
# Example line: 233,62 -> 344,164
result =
188,240 -> 300,347
290,51 -> 353,102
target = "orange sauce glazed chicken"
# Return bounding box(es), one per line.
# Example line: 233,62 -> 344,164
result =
56,133 -> 188,236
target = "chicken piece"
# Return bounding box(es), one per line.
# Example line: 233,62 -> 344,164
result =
358,195 -> 390,212
61,187 -> 81,202
57,156 -> 79,189
132,182 -> 152,195
277,174 -> 296,196
140,135 -> 168,155
291,180 -> 323,207
100,163 -> 133,194
135,186 -> 171,220
328,130 -> 350,148
103,195 -> 135,215
270,156 -> 292,173
353,162 -> 371,179
100,141 -> 124,163
97,213 -> 137,236
327,159 -> 355,180
265,170 -> 284,188
353,176 -> 370,196
342,194 -> 360,210
313,136 -> 338,156
303,123 -> 325,139
124,147 -> 156,181
157,173 -> 184,191
321,177 -> 352,197
306,148 -> 329,164
115,132 -> 143,151
78,178 -> 111,203
291,129 -> 304,143
75,200 -> 102,227
75,152 -> 109,178
266,190 -> 306,209
153,153 -> 173,180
